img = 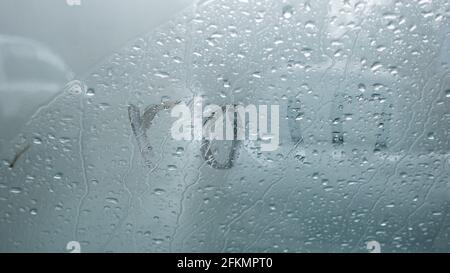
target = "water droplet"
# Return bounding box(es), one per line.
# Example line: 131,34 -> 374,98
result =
86,88 -> 95,97
154,71 -> 169,78
312,172 -> 319,180
252,72 -> 261,78
175,147 -> 184,155
358,83 -> 366,93
154,188 -> 166,195
10,187 -> 22,194
376,45 -> 386,52
105,197 -> 119,204
33,137 -> 42,144
282,5 -> 293,19
445,89 -> 450,98
304,21 -> 316,33
52,173 -> 62,180
371,62 -> 383,72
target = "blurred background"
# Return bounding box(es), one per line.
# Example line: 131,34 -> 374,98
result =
0,0 -> 194,154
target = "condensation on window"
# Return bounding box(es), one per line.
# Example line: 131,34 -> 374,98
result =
0,0 -> 449,253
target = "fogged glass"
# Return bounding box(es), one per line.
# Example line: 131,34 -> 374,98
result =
0,0 -> 449,252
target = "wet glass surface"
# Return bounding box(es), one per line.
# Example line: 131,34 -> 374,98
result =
0,0 -> 449,252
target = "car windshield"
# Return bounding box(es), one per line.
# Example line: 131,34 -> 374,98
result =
0,0 -> 449,253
